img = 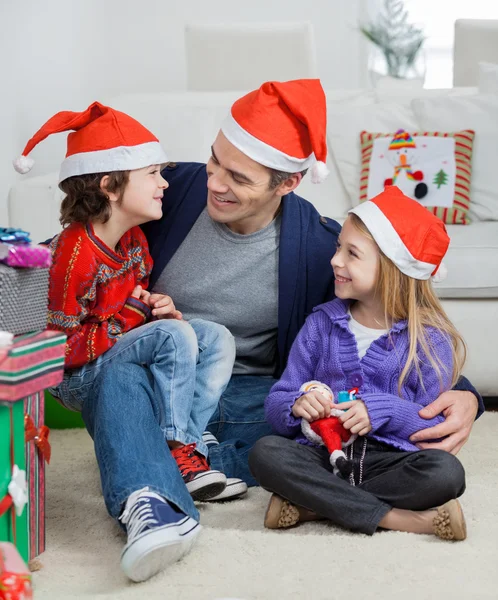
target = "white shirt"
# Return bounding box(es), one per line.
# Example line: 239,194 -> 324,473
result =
348,310 -> 389,359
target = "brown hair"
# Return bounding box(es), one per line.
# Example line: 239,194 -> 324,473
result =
268,167 -> 308,190
349,213 -> 466,394
59,171 -> 130,227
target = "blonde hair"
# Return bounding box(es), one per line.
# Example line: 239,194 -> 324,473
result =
349,214 -> 466,395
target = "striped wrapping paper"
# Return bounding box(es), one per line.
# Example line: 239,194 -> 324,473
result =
0,331 -> 66,402
24,392 -> 46,560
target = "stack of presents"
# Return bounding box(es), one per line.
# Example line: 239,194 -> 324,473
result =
0,228 -> 66,599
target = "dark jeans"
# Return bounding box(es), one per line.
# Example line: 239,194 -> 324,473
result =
207,375 -> 277,486
249,435 -> 466,535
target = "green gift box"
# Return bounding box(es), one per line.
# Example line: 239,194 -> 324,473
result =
0,400 -> 29,563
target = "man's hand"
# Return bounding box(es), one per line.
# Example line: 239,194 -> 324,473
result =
409,390 -> 478,455
148,293 -> 183,320
338,400 -> 372,436
292,391 -> 332,422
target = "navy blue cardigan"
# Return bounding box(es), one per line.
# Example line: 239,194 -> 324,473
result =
141,162 -> 483,414
142,162 -> 341,376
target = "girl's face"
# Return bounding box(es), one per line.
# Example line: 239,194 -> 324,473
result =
331,217 -> 380,305
117,165 -> 168,225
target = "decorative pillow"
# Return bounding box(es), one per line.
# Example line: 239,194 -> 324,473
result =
359,129 -> 475,224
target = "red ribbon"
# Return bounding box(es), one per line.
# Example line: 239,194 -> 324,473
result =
24,415 -> 51,464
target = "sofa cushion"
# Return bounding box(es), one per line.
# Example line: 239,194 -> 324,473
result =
434,222 -> 498,298
359,129 -> 475,224
327,102 -> 419,205
411,94 -> 498,222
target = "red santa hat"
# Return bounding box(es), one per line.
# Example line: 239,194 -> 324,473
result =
221,79 -> 329,184
13,101 -> 168,183
349,186 -> 450,282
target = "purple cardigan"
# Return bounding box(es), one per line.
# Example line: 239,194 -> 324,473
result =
265,299 -> 452,452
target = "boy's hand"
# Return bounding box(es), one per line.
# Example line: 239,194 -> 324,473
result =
131,285 -> 151,305
292,391 -> 332,422
338,400 -> 372,436
148,293 -> 183,320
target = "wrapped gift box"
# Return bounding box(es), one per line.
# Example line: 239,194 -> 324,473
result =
0,264 -> 49,335
0,331 -> 66,402
0,242 -> 51,269
0,402 -> 29,564
0,542 -> 33,599
24,393 -> 50,561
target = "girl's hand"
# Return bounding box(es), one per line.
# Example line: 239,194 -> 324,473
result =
148,293 -> 182,320
292,391 -> 332,422
338,400 -> 372,436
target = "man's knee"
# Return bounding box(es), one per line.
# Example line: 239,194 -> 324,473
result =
420,450 -> 466,497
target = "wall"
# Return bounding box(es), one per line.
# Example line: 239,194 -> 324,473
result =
0,0 -> 368,224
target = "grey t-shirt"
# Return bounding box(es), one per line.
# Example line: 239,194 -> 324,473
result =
153,208 -> 280,375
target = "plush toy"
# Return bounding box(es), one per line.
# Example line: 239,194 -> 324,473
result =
299,381 -> 356,478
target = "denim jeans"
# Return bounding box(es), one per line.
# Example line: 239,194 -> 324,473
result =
207,375 -> 277,486
50,319 -> 235,521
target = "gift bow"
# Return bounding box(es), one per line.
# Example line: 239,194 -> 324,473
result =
24,415 -> 51,464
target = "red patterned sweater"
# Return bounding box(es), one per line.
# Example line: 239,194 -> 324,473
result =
47,222 -> 153,368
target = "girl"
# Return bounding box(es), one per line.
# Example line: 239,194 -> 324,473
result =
249,186 -> 468,541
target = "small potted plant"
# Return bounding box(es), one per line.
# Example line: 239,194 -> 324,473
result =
360,0 -> 426,87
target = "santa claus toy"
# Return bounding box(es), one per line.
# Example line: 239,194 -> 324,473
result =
299,381 -> 357,478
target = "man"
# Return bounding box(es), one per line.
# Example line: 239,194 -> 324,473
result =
142,79 -> 484,493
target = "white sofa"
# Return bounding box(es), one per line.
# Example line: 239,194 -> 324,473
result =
8,88 -> 498,395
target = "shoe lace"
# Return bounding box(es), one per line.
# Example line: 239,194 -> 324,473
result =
120,488 -> 160,539
172,443 -> 208,475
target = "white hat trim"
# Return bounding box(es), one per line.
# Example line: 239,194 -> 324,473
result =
221,112 -> 315,173
348,201 -> 437,280
58,141 -> 168,183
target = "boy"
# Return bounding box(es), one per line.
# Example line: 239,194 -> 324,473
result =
14,102 -> 235,581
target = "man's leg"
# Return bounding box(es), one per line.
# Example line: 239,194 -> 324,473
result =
207,375 -> 276,486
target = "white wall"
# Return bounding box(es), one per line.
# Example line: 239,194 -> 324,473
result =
0,0 -> 368,225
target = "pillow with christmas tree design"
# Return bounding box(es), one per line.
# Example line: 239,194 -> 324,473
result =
359,129 -> 475,224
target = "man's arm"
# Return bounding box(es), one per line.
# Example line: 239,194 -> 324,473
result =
409,375 -> 483,455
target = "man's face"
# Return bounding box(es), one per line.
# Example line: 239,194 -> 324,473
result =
205,132 -> 285,235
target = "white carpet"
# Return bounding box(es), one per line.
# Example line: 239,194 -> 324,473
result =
32,413 -> 498,600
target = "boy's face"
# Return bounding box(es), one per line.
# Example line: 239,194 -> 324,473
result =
117,165 -> 168,225
205,131 -> 299,235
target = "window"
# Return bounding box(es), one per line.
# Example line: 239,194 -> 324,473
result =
404,1 -> 498,88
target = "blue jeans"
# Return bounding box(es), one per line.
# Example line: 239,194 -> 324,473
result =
207,375 -> 277,486
50,319 -> 235,521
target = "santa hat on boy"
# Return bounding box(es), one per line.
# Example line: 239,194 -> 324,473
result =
349,186 -> 450,283
13,101 -> 168,183
221,79 -> 329,184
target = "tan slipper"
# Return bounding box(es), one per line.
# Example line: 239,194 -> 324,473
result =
433,499 -> 467,541
264,494 -> 322,529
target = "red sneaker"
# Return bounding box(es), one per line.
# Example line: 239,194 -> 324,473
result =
171,443 -> 227,501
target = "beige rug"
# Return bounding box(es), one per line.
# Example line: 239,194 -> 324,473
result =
32,413 -> 498,600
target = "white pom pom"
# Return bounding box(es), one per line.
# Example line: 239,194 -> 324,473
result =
431,262 -> 448,283
310,160 -> 329,184
13,155 -> 34,174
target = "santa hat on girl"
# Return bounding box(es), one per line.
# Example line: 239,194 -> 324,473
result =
221,79 -> 329,184
13,101 -> 168,183
349,186 -> 450,282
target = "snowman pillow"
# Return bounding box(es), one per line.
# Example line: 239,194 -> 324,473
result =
359,129 -> 475,224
